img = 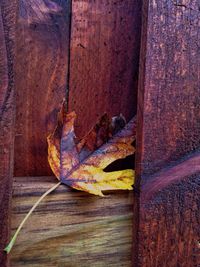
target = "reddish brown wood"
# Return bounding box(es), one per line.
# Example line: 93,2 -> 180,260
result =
137,0 -> 200,176
68,0 -> 142,138
14,0 -> 71,176
0,1 -> 16,266
138,153 -> 200,267
135,0 -> 200,266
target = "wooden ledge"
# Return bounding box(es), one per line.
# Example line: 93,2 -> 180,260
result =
11,176 -> 134,267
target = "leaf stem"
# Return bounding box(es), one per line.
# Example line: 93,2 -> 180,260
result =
4,181 -> 61,254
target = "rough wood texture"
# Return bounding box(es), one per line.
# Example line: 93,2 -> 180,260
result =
14,0 -> 71,177
68,0 -> 142,138
135,0 -> 200,266
0,1 -> 16,266
10,176 -> 134,267
138,152 -> 200,267
137,0 -> 200,176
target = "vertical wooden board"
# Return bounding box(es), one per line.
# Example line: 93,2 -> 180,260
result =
0,0 -> 16,266
69,0 -> 142,138
137,0 -> 200,175
135,0 -> 200,266
138,154 -> 200,267
14,0 -> 71,176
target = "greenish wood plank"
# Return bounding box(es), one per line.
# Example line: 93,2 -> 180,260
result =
11,176 -> 134,267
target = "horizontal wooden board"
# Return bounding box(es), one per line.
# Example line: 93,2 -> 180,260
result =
10,176 -> 134,267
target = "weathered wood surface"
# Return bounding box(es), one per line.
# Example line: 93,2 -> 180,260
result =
14,0 -> 71,176
14,0 -> 142,177
0,1 -> 16,266
68,0 -> 141,138
138,152 -> 200,267
137,0 -> 200,176
10,176 -> 134,267
135,0 -> 200,266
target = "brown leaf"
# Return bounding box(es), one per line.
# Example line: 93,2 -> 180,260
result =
77,113 -> 113,160
47,105 -> 136,196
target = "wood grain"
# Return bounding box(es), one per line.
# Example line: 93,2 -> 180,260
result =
14,0 -> 71,176
10,176 -> 134,267
137,0 -> 200,176
68,0 -> 142,138
135,0 -> 200,266
138,152 -> 200,267
0,1 -> 16,266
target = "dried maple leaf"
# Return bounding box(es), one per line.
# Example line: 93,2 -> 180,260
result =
5,105 -> 136,254
47,105 -> 136,196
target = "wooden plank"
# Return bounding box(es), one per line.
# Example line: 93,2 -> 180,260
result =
137,0 -> 200,176
10,176 -> 134,267
135,0 -> 200,266
68,0 -> 142,138
14,0 -> 71,176
138,152 -> 200,267
0,1 -> 16,266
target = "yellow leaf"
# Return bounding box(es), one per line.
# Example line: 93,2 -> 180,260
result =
47,104 -> 136,196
